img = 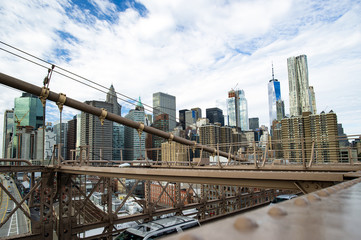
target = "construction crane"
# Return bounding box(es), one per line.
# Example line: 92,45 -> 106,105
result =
14,110 -> 29,127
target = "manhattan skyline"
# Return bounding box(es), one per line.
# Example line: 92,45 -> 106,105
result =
0,0 -> 361,157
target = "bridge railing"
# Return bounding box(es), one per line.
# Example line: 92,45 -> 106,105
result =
40,133 -> 360,168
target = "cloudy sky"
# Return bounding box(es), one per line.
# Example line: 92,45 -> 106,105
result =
1,0 -> 361,155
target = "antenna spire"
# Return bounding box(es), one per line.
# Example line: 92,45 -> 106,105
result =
272,62 -> 275,81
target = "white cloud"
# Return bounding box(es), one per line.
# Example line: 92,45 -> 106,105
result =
1,0 -> 361,156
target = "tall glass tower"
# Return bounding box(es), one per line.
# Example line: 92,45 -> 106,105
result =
227,89 -> 249,131
287,55 -> 313,116
268,65 -> 284,127
153,92 -> 176,132
14,93 -> 43,129
124,98 -> 146,160
12,93 -> 43,158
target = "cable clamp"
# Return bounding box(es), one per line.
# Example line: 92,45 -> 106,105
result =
99,108 -> 108,126
39,87 -> 50,107
168,133 -> 174,143
192,141 -> 197,153
212,149 -> 217,157
137,122 -> 145,137
56,93 -> 66,112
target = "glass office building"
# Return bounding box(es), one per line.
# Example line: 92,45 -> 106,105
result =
124,99 -> 146,160
14,93 -> 43,129
153,92 -> 176,132
12,93 -> 43,158
227,89 -> 249,131
113,123 -> 124,161
206,107 -> 224,126
268,79 -> 282,127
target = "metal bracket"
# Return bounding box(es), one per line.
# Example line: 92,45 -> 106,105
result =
294,181 -> 334,194
99,108 -> 108,126
39,87 -> 50,107
56,93 -> 66,112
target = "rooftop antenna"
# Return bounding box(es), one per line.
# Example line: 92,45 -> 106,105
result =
233,83 -> 238,90
272,62 -> 275,81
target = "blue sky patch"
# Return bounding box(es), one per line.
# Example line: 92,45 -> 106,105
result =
56,30 -> 79,44
66,0 -> 148,23
53,48 -> 72,62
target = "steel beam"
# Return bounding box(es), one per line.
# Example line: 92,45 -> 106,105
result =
149,163 -> 361,172
0,165 -> 44,172
55,166 -> 344,190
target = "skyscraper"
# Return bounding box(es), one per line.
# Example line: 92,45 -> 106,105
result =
206,107 -> 224,126
309,86 -> 317,114
281,111 -> 339,163
249,117 -> 259,130
268,65 -> 284,127
67,116 -> 77,160
227,89 -> 249,130
53,121 -> 68,159
124,98 -> 146,160
113,123 -> 124,161
191,107 -> 202,120
179,109 -> 189,130
14,93 -> 43,129
185,110 -> 197,128
80,86 -> 121,161
37,123 -> 56,162
80,101 -> 113,161
199,124 -> 220,158
151,114 -> 169,160
106,84 -> 123,160
153,92 -> 176,132
276,100 -> 285,121
106,84 -> 122,116
2,109 -> 14,159
287,55 -> 314,116
12,93 -> 43,159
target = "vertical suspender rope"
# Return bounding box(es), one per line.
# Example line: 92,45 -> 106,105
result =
56,93 -> 67,165
40,87 -> 49,165
99,108 -> 108,163
40,65 -> 54,165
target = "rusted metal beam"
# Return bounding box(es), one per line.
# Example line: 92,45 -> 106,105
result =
0,72 -> 241,161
